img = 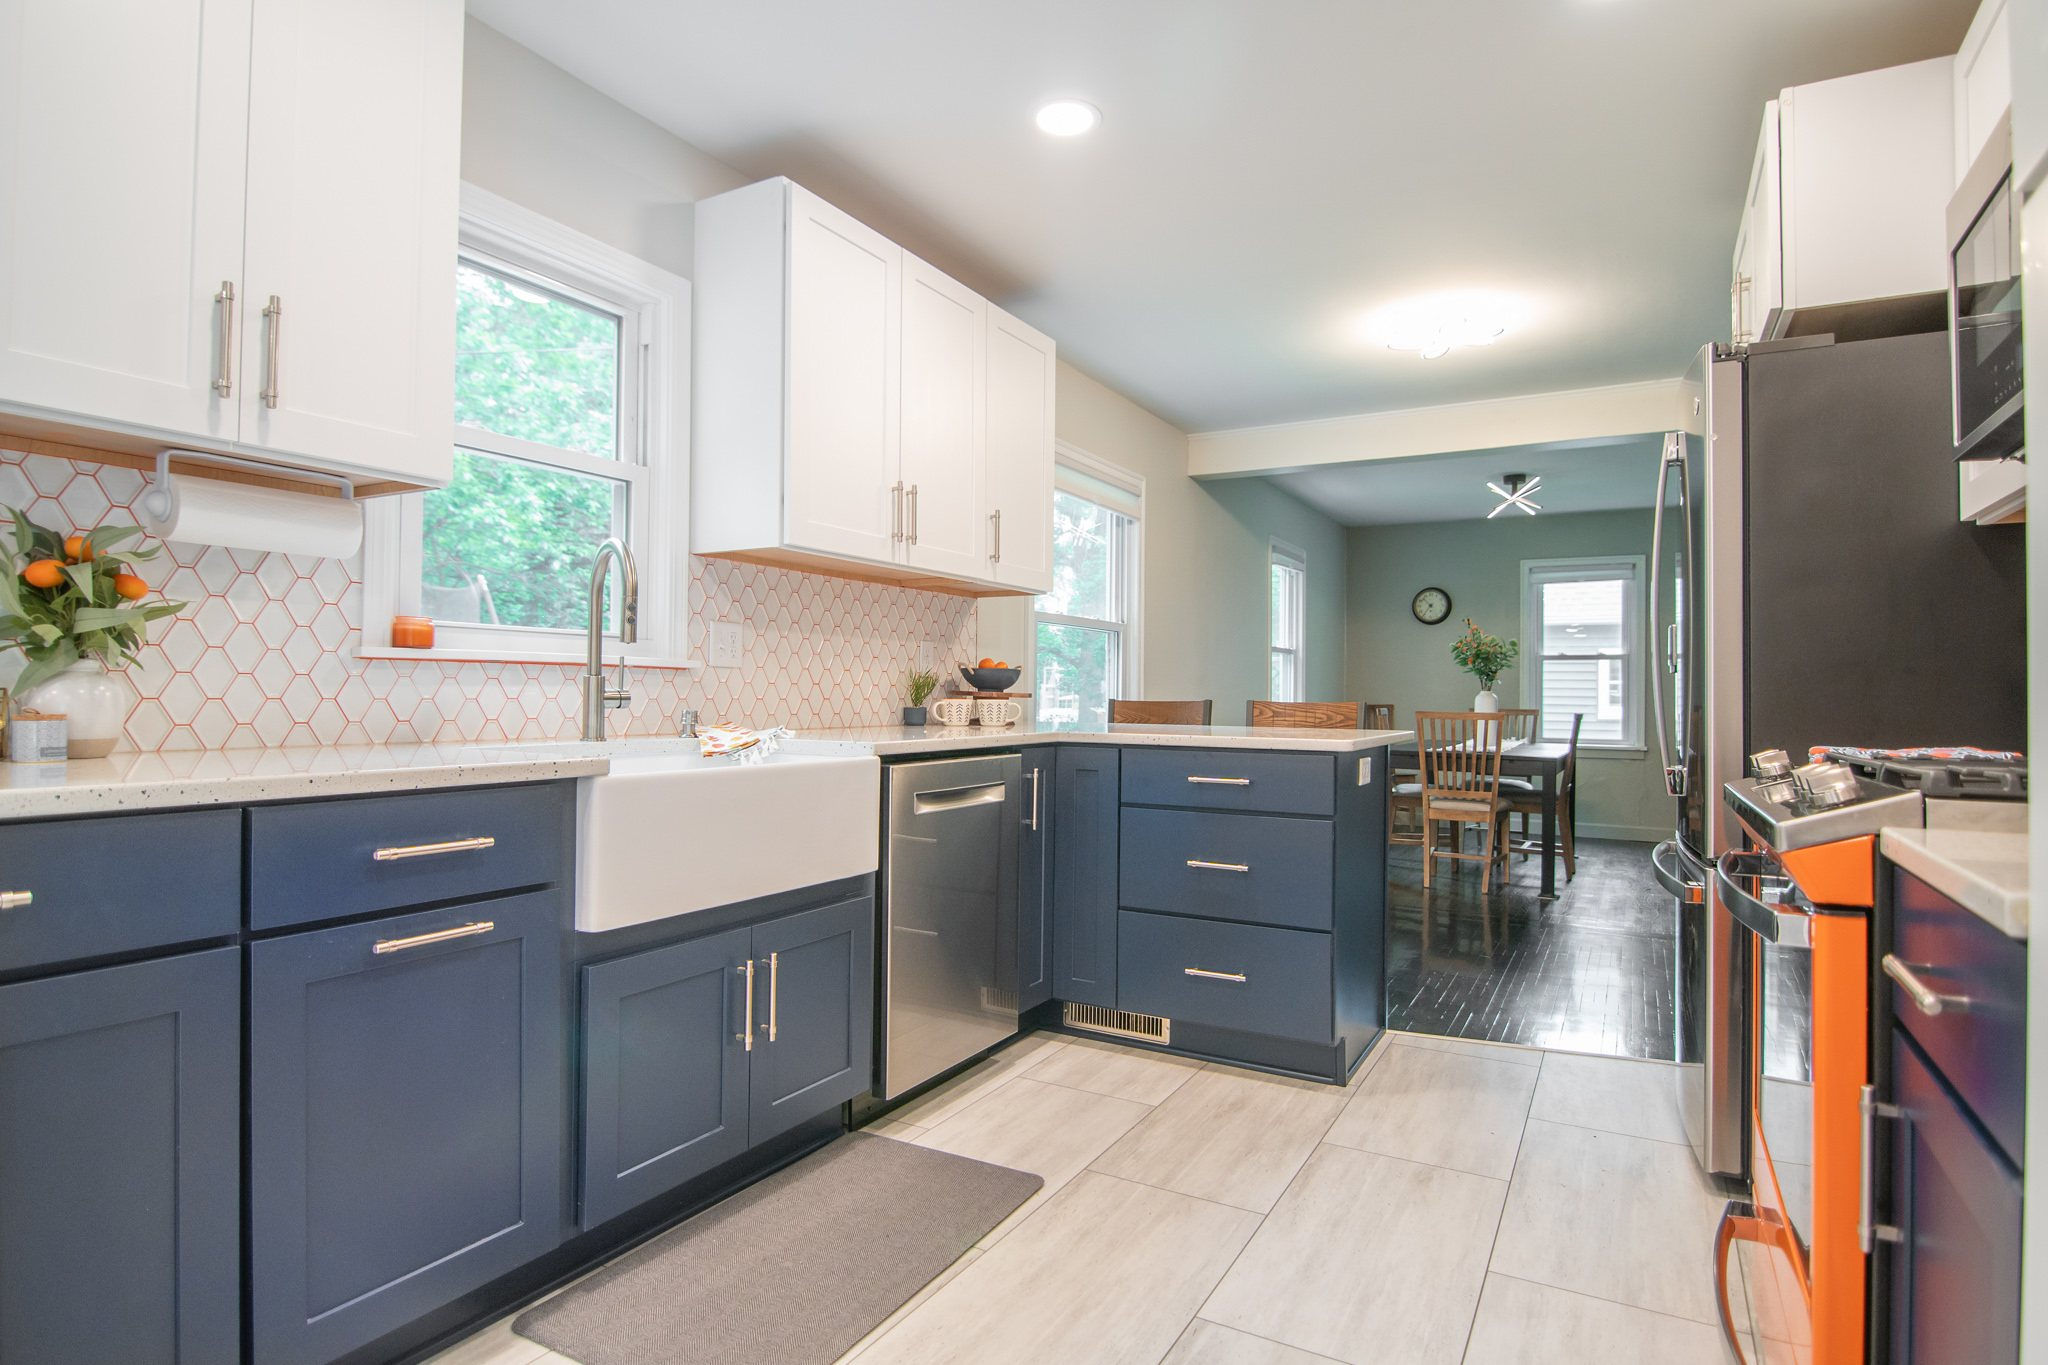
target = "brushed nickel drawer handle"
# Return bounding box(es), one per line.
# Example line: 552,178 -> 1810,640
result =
1882,954 -> 1971,1016
372,836 -> 496,862
213,281 -> 236,396
739,959 -> 755,1051
767,951 -> 779,1043
372,920 -> 494,955
1183,967 -> 1247,983
260,294 -> 282,409
1186,776 -> 1251,786
1186,859 -> 1250,873
0,891 -> 31,911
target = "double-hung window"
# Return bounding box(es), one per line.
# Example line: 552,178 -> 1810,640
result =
1520,556 -> 1646,749
363,185 -> 690,663
1033,448 -> 1142,728
1269,541 -> 1306,702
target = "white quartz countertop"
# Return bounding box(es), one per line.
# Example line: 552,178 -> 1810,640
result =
0,743 -> 609,820
781,722 -> 1413,757
1880,826 -> 2030,939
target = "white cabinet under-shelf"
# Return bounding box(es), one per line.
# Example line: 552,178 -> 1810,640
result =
0,0 -> 461,492
1730,59 -> 1956,342
693,178 -> 1055,598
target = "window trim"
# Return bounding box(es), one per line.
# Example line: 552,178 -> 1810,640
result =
1032,442 -> 1144,724
1268,538 -> 1307,702
360,183 -> 695,666
1518,554 -> 1647,752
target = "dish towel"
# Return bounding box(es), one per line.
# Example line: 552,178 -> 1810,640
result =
698,726 -> 795,764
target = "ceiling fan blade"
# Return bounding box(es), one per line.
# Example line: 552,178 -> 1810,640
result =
1486,501 -> 1511,519
1485,482 -> 1510,499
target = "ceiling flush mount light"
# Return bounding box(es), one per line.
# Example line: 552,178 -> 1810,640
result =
1487,473 -> 1542,518
1034,99 -> 1101,137
1361,291 -> 1522,360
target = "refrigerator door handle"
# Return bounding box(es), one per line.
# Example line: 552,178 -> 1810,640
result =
1648,431 -> 1688,797
1650,839 -> 1704,903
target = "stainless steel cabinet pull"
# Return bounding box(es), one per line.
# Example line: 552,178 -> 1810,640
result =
0,890 -> 31,911
1858,1084 -> 1904,1251
906,484 -> 919,544
891,482 -> 905,543
989,509 -> 1001,562
213,282 -> 236,396
1183,967 -> 1247,983
1026,766 -> 1041,831
767,951 -> 779,1042
1185,859 -> 1250,873
1186,776 -> 1251,786
372,920 -> 493,954
372,835 -> 495,862
260,295 -> 282,408
739,959 -> 755,1051
1881,954 -> 1970,1016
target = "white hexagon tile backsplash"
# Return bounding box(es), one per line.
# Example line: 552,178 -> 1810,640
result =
0,450 -> 980,753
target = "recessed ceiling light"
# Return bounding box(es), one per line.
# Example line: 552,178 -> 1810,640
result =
1035,99 -> 1101,137
1360,290 -> 1526,360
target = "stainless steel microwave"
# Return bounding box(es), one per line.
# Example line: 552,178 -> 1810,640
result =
1948,110 -> 2024,461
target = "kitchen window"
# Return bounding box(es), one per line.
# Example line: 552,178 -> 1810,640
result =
1519,555 -> 1645,750
1034,447 -> 1142,728
1269,541 -> 1306,702
362,185 -> 691,663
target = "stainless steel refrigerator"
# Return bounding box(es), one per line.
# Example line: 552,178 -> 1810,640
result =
1649,330 -> 2025,1183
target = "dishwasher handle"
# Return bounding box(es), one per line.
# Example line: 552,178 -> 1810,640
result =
911,782 -> 1007,815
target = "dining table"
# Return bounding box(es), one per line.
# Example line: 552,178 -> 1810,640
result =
1386,737 -> 1576,899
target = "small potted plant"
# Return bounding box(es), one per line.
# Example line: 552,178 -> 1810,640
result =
1450,618 -> 1519,713
903,668 -> 940,726
0,506 -> 184,757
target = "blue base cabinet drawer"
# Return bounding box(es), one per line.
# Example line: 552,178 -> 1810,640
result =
0,809 -> 239,974
1121,748 -> 1334,817
250,890 -> 566,1364
1117,910 -> 1331,1043
1119,807 -> 1333,931
0,948 -> 241,1365
248,783 -> 570,930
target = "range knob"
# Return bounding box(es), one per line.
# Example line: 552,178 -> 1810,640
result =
1794,761 -> 1861,809
1749,749 -> 1793,780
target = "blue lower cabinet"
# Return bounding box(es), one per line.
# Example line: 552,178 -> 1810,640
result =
0,948 -> 240,1365
1118,806 -> 1334,931
249,891 -> 566,1365
1052,747 -> 1119,1007
1016,751 -> 1055,1011
1116,909 -> 1333,1043
747,896 -> 876,1145
579,927 -> 753,1229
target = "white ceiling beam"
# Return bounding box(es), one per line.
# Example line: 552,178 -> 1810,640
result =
1187,377 -> 1686,479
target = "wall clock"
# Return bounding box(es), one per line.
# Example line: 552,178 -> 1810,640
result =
1411,587 -> 1452,625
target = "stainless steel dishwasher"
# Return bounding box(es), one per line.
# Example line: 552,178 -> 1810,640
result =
878,753 -> 1021,1100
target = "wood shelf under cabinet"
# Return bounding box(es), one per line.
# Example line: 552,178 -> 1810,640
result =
697,546 -> 1033,598
0,409 -> 424,499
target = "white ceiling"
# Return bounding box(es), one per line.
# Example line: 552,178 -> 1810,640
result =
1267,436 -> 1665,526
469,0 -> 1974,433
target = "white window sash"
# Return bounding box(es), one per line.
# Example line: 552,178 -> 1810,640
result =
1268,538 -> 1306,702
1519,555 -> 1646,749
1035,445 -> 1144,713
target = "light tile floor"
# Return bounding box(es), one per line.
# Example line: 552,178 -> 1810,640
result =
431,1031 -> 1742,1365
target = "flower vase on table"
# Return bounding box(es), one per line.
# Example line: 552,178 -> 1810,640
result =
1450,619 -> 1518,718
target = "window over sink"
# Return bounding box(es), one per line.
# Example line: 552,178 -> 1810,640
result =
362,185 -> 691,664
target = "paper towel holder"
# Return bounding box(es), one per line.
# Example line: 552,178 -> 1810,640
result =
142,448 -> 357,525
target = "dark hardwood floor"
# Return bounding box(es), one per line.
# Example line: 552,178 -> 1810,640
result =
1384,835 -> 1677,1061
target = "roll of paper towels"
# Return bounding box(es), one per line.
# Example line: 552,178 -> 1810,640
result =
140,475 -> 364,560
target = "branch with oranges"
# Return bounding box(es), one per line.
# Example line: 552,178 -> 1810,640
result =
0,506 -> 186,696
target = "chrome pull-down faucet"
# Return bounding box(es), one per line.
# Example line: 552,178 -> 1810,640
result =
581,537 -> 640,742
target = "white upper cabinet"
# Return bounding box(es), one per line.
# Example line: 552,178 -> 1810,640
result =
1954,0 -> 2014,181
1733,59 -> 1955,340
0,0 -> 460,489
983,306 -> 1056,594
0,0 -> 251,442
899,256 -> 986,580
694,178 -> 1054,597
238,0 -> 461,484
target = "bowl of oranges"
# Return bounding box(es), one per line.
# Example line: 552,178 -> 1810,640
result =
958,658 -> 1021,693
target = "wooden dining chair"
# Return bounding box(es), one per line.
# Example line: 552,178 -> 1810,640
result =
1510,711 -> 1583,880
1363,703 -> 1396,730
1497,708 -> 1540,745
1414,710 -> 1513,893
1109,699 -> 1214,725
1246,700 -> 1363,728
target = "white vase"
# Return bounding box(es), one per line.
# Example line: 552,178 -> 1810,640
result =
19,660 -> 128,758
1473,688 -> 1500,713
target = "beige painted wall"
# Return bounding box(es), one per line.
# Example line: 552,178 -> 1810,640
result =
1343,508 -> 1669,842
979,362 -> 1348,722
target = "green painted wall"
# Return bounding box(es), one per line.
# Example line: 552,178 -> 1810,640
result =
1343,507 -> 1670,842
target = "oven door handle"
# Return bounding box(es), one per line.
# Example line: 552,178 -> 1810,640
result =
1714,848 -> 1811,946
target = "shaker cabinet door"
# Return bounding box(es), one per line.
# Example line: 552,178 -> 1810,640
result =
748,895 -> 876,1145
0,0 -> 250,442
1052,746 -> 1119,1008
1017,751 -> 1055,1011
899,254 -> 985,579
983,304 -> 1056,592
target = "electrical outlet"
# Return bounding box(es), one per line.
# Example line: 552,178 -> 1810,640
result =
917,642 -> 935,672
710,621 -> 744,669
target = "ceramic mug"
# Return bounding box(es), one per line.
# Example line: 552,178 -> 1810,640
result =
976,699 -> 1023,727
931,697 -> 975,726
